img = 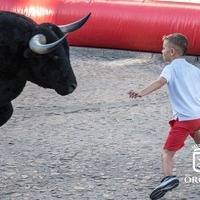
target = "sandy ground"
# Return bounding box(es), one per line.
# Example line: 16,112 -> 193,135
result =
1,47 -> 200,200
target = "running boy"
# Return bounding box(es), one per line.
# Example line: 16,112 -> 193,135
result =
128,33 -> 200,199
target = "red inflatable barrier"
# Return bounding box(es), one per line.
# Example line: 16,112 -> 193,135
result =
1,0 -> 200,55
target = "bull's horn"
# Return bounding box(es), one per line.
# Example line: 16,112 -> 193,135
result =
58,13 -> 91,34
29,34 -> 66,54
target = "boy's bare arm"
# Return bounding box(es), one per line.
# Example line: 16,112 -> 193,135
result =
128,77 -> 167,98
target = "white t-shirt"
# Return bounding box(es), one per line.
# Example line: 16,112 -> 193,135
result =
160,58 -> 200,121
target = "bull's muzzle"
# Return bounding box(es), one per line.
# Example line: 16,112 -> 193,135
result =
69,83 -> 77,93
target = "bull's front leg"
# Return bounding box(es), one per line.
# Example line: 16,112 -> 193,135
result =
0,102 -> 13,126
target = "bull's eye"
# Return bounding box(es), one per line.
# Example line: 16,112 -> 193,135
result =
53,56 -> 59,61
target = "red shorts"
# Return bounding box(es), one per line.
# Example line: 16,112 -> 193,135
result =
163,118 -> 200,151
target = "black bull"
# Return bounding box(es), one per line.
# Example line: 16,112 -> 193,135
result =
0,11 -> 91,126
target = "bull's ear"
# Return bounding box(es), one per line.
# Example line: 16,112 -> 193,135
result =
23,48 -> 35,58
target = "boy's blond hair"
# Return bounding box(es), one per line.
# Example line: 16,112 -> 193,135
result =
163,33 -> 188,56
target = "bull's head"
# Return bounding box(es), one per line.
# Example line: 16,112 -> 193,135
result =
29,14 -> 91,55
26,13 -> 91,95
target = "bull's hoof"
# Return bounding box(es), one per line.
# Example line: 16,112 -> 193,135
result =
0,102 -> 13,126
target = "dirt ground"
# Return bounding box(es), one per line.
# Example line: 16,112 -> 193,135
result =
1,47 -> 200,200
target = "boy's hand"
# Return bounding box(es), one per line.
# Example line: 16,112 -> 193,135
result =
128,78 -> 166,98
128,90 -> 142,98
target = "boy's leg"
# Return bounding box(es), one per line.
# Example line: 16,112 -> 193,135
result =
161,149 -> 176,176
150,119 -> 181,200
150,149 -> 179,200
192,130 -> 200,147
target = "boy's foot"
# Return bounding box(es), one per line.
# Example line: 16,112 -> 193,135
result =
149,176 -> 179,200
